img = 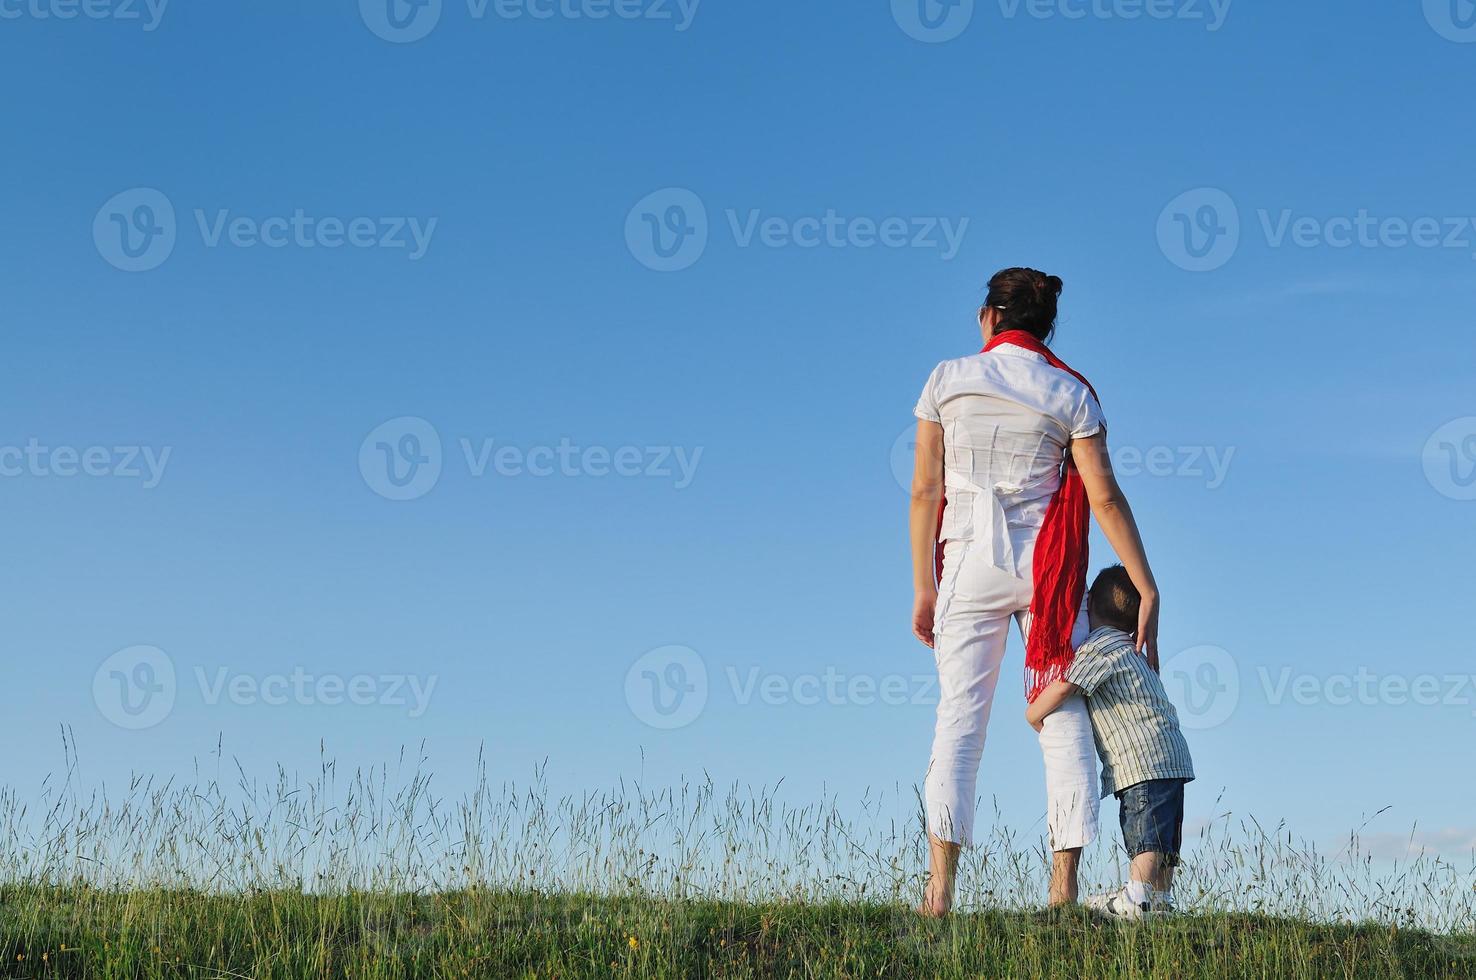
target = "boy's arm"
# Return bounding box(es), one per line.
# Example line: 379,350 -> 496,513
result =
1025,679 -> 1082,732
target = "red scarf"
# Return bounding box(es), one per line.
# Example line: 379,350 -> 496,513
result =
933,330 -> 1101,702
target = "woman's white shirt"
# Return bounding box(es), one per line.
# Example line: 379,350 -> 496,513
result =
914,345 -> 1104,578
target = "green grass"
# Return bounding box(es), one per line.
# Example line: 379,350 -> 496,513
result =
2,886 -> 1474,979
0,739 -> 1470,977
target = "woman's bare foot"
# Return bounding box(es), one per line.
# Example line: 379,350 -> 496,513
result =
918,833 -> 961,918
1048,847 -> 1082,907
916,879 -> 952,918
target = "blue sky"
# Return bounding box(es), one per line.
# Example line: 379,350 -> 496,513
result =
3,1 -> 1475,866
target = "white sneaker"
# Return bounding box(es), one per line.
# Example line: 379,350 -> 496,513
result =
1083,886 -> 1176,921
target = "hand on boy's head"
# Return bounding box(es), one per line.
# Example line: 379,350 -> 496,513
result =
1135,592 -> 1161,672
1088,565 -> 1158,671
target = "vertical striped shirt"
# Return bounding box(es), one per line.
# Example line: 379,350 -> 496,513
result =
1066,627 -> 1195,797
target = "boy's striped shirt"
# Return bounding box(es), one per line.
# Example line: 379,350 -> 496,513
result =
1066,626 -> 1196,797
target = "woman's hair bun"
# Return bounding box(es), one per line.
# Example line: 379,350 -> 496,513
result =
982,267 -> 1063,343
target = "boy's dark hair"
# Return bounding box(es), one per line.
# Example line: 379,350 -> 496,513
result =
1088,565 -> 1140,634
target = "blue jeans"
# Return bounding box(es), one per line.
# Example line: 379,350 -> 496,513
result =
1116,778 -> 1186,866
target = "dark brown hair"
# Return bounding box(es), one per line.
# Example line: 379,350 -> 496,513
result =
1088,565 -> 1140,634
981,267 -> 1064,344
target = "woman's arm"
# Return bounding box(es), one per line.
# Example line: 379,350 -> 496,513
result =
1072,432 -> 1161,670
909,420 -> 945,648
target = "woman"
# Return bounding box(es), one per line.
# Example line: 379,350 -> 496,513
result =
909,268 -> 1160,915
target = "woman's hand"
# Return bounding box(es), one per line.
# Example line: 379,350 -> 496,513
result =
1136,590 -> 1160,672
912,590 -> 938,649
909,421 -> 945,652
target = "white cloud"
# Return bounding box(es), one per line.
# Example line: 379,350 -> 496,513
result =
1359,827 -> 1476,862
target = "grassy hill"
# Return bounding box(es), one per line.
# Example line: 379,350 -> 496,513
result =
2,886 -> 1474,979
2,753 -> 1471,977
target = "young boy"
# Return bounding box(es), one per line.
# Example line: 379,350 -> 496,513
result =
1026,565 -> 1195,920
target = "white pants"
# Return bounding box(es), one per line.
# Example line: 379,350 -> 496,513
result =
925,539 -> 1099,850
